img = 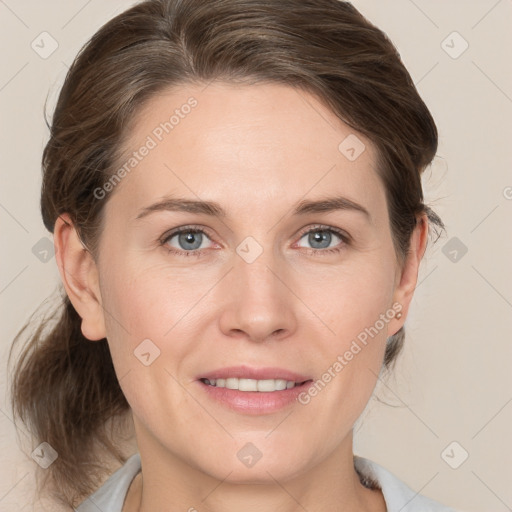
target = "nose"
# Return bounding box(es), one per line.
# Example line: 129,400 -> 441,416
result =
217,247 -> 298,344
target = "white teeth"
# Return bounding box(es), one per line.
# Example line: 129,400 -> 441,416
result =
226,377 -> 239,390
203,377 -> 300,392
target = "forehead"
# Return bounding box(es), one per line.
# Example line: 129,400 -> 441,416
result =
106,81 -> 385,222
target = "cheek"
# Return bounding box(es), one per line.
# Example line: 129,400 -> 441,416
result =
97,257 -> 227,401
101,255 -> 209,333
97,266 -> 204,422
97,265 -> 183,372
305,252 -> 397,345
296,252 -> 396,418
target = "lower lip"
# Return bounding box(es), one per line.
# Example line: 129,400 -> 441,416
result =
197,380 -> 314,415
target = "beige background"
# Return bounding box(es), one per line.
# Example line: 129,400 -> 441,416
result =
1,1 -> 511,510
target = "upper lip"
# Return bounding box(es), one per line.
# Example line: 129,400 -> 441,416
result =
198,365 -> 312,383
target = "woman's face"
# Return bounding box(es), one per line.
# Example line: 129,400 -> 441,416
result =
90,82 -> 416,482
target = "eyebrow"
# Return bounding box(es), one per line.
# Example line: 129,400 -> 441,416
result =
135,195 -> 371,221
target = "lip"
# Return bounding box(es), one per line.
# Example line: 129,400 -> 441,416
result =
197,379 -> 314,415
197,365 -> 312,382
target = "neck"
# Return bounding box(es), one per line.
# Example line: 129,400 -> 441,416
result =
123,427 -> 386,512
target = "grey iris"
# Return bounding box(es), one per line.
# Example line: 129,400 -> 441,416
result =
179,231 -> 203,250
309,230 -> 331,249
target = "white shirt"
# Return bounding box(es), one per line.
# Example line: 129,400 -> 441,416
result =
75,453 -> 457,511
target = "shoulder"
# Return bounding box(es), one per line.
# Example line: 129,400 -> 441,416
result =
354,455 -> 459,512
74,453 -> 142,512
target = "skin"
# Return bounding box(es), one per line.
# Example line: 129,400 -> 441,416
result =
54,82 -> 428,512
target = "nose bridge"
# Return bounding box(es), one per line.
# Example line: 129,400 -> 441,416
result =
234,236 -> 283,301
218,235 -> 297,341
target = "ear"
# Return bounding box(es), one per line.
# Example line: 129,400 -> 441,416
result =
53,213 -> 106,341
389,213 -> 429,336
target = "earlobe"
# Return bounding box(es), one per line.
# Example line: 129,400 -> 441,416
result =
54,214 -> 107,341
389,214 -> 429,335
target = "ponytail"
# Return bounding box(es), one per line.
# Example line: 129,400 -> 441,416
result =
9,291 -> 130,506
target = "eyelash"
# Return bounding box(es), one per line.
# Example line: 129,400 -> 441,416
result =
159,224 -> 350,258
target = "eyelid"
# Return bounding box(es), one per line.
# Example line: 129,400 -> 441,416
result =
159,224 -> 217,245
295,223 -> 351,243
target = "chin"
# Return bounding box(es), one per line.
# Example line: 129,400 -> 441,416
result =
194,448 -> 312,484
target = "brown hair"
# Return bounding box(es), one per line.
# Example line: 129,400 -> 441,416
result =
9,0 -> 444,507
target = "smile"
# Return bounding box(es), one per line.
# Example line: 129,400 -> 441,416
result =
199,377 -> 309,392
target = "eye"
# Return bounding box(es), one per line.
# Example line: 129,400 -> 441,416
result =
160,226 -> 214,257
159,224 -> 350,258
295,225 -> 349,255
